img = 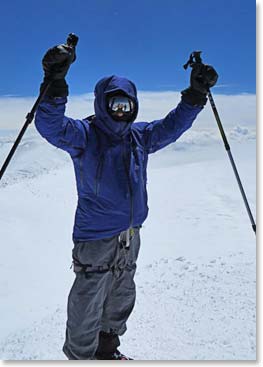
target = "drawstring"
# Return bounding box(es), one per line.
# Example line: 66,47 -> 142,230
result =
119,228 -> 134,272
126,228 -> 130,248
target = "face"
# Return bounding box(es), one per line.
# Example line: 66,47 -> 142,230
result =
112,99 -> 127,118
106,93 -> 136,122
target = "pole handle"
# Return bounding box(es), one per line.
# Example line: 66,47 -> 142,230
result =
183,51 -> 203,70
66,33 -> 79,47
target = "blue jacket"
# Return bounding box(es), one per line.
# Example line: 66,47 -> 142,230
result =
35,75 -> 202,241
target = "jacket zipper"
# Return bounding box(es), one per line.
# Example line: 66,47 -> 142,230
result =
122,139 -> 134,228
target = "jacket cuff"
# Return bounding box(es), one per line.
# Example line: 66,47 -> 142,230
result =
41,96 -> 67,105
181,87 -> 207,107
40,79 -> 69,98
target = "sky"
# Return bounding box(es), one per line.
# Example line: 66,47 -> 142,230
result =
0,0 -> 256,97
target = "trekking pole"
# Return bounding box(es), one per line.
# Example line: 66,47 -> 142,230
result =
0,33 -> 79,182
184,51 -> 256,235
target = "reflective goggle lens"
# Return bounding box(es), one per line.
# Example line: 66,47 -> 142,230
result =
107,96 -> 134,113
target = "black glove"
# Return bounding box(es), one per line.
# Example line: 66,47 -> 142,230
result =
40,44 -> 76,97
182,63 -> 218,106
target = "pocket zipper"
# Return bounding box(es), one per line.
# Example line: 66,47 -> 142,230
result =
95,155 -> 105,196
79,156 -> 84,188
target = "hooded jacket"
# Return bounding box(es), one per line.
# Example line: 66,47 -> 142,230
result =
35,75 -> 202,241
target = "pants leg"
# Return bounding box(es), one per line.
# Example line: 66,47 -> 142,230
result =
100,228 -> 141,338
63,236 -> 119,360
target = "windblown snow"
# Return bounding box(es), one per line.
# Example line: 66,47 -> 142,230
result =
0,102 -> 256,360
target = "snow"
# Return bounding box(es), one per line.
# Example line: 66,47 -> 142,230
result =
0,116 -> 256,360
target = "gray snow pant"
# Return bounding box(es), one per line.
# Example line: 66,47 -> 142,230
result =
63,228 -> 140,360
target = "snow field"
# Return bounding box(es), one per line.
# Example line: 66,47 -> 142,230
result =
0,127 -> 256,360
0,253 -> 256,360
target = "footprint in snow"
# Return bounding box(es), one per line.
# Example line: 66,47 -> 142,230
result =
176,256 -> 185,262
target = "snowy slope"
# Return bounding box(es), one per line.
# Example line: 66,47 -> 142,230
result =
0,253 -> 256,360
0,123 -> 256,360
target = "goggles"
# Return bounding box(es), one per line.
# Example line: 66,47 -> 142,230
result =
107,94 -> 136,122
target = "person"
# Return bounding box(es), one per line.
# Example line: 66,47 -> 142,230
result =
35,42 -> 218,360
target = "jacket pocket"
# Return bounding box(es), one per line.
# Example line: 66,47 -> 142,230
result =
95,155 -> 105,196
79,155 -> 84,189
73,236 -> 118,269
133,146 -> 147,189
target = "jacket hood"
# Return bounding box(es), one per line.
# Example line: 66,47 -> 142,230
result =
93,75 -> 139,140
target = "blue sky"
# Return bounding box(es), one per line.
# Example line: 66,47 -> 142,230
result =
0,0 -> 255,97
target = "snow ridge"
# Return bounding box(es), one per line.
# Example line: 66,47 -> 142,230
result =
0,125 -> 255,187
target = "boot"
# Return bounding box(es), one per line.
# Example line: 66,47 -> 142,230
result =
95,331 -> 133,360
95,349 -> 133,360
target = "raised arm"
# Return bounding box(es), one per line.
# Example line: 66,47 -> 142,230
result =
135,101 -> 201,154
34,35 -> 88,157
135,102 -> 202,154
35,97 -> 88,156
134,61 -> 218,154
